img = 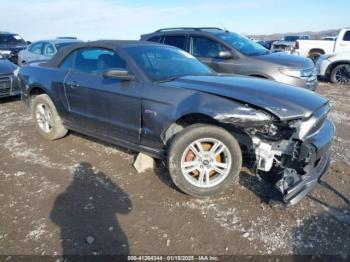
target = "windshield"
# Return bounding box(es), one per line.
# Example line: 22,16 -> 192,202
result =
0,34 -> 26,45
125,46 -> 214,82
217,32 -> 269,56
283,36 -> 300,41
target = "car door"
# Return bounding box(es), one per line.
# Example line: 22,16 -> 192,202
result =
189,36 -> 238,74
41,42 -> 56,60
63,47 -> 141,143
336,30 -> 350,53
27,42 -> 43,62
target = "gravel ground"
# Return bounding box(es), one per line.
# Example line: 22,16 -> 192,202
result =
0,82 -> 349,257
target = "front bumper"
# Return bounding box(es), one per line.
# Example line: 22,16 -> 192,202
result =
0,74 -> 20,98
315,57 -> 331,77
282,119 -> 334,205
253,117 -> 335,206
283,150 -> 330,205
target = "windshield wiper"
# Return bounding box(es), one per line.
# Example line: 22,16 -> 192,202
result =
154,76 -> 179,83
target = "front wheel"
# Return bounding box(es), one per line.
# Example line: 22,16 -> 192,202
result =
330,64 -> 350,85
31,94 -> 68,140
167,124 -> 242,197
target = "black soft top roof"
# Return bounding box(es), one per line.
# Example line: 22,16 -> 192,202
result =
45,40 -> 158,68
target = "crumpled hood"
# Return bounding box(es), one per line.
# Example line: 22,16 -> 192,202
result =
161,75 -> 328,121
0,59 -> 16,74
254,52 -> 314,69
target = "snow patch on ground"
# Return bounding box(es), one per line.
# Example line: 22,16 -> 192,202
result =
3,131 -> 70,170
2,171 -> 26,178
0,105 -> 71,170
175,198 -> 294,254
332,139 -> 350,165
329,111 -> 350,124
26,219 -> 48,241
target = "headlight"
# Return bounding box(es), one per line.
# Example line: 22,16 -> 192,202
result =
214,108 -> 274,124
254,123 -> 279,136
279,67 -> 303,78
253,111 -> 274,122
0,50 -> 11,55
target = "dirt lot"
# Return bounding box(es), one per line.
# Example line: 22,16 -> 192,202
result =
0,83 -> 349,257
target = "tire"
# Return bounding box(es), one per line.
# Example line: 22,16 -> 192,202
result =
31,94 -> 68,140
167,124 -> 242,197
330,64 -> 350,85
308,52 -> 322,63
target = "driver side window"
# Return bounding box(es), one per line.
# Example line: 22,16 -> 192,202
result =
59,51 -> 75,70
74,48 -> 127,75
191,36 -> 227,58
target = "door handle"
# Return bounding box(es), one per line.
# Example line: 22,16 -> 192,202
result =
69,81 -> 80,88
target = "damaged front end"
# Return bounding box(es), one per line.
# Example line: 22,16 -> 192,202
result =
248,103 -> 334,205
219,103 -> 335,205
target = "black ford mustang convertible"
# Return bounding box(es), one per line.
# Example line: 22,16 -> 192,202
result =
18,40 -> 334,205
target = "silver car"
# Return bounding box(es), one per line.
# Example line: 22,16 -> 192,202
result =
18,38 -> 82,65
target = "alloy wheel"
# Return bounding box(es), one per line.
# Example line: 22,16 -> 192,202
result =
180,138 -> 232,188
335,65 -> 350,84
35,103 -> 53,133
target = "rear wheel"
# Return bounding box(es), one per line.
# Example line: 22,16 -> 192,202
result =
330,64 -> 350,85
167,124 -> 242,197
31,94 -> 68,140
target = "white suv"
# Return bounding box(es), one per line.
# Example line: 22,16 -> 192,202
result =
316,51 -> 350,84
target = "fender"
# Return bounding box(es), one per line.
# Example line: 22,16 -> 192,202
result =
19,64 -> 70,117
141,90 -> 273,148
326,60 -> 350,75
172,92 -> 272,126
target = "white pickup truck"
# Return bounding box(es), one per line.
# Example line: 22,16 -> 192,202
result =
293,28 -> 350,62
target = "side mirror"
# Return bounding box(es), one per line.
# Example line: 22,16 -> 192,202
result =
103,69 -> 135,81
218,50 -> 233,59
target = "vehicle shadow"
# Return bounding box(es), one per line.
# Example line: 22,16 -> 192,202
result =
153,159 -> 183,194
153,161 -> 285,202
50,162 -> 132,256
70,131 -> 136,156
0,95 -> 20,104
239,170 -> 283,204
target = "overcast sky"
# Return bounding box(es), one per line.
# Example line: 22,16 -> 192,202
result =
1,0 -> 349,41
